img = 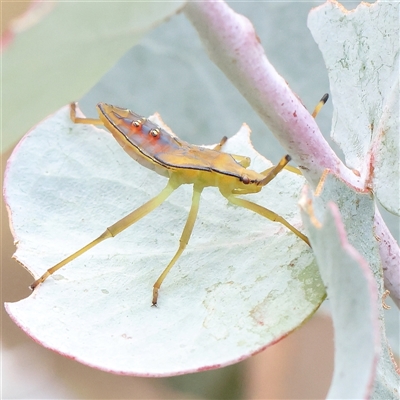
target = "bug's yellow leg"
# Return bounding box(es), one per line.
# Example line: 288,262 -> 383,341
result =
312,93 -> 329,118
152,183 -> 204,306
30,180 -> 179,290
70,102 -> 103,125
213,136 -> 228,151
223,193 -> 310,246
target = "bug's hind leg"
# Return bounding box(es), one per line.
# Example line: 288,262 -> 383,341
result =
223,193 -> 310,246
30,180 -> 179,290
70,102 -> 103,125
152,183 -> 204,306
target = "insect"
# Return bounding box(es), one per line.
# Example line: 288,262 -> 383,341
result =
30,94 -> 328,305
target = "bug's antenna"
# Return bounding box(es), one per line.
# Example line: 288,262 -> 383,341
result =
311,93 -> 329,118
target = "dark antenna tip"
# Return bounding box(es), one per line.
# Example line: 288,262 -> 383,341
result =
321,93 -> 329,104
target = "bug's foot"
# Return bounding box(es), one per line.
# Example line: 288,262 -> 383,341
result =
29,279 -> 41,291
29,272 -> 49,290
152,287 -> 159,307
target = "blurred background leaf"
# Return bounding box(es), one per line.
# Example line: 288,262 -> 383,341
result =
2,1 -> 185,151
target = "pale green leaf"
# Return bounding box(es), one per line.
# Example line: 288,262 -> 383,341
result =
4,105 -> 325,376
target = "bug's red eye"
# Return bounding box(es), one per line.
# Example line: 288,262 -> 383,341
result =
241,175 -> 250,184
